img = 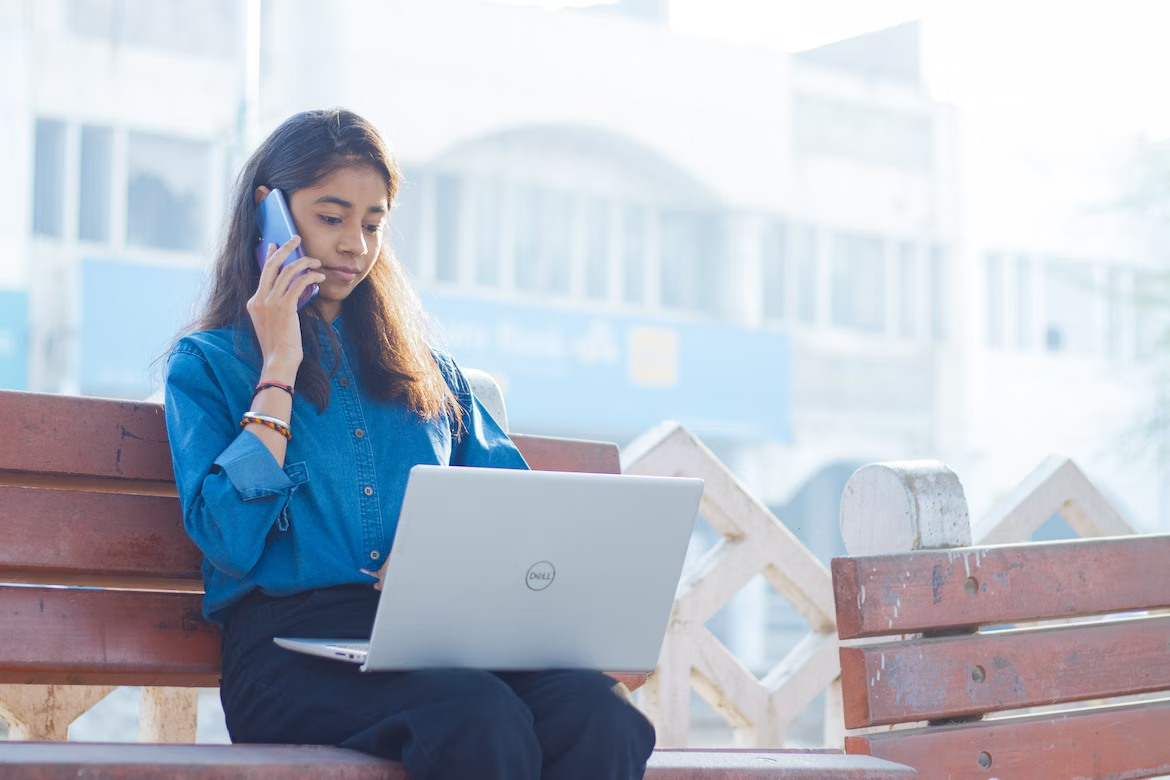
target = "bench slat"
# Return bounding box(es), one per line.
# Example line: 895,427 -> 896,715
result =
0,744 -> 915,779
511,433 -> 620,475
0,743 -> 403,780
0,390 -> 174,483
848,697 -> 1170,780
840,614 -> 1170,728
833,534 -> 1170,639
0,585 -> 221,686
0,391 -> 619,483
0,586 -> 648,692
0,486 -> 200,580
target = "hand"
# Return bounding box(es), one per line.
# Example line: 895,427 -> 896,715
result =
246,237 -> 325,379
360,559 -> 389,591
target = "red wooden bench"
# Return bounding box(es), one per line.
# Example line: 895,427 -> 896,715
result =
0,389 -> 915,779
832,532 -> 1170,779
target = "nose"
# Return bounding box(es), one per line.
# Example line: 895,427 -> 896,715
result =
337,222 -> 368,258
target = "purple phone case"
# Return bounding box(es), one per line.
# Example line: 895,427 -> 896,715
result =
256,189 -> 319,309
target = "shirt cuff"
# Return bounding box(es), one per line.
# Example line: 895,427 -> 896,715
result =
213,430 -> 310,500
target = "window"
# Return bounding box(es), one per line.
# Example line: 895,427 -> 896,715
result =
583,200 -> 610,300
622,206 -> 646,305
660,211 -> 719,314
898,241 -> 917,337
67,0 -> 240,61
32,119 -> 66,237
514,187 -> 572,294
126,133 -> 210,251
474,180 -> 503,287
389,167 -> 422,276
985,254 -> 1004,348
1106,267 -> 1124,360
1133,271 -> 1170,360
794,226 -> 817,324
929,245 -> 949,341
761,222 -> 787,320
1016,257 -> 1033,349
1043,261 -> 1094,355
433,175 -> 461,284
78,125 -> 113,242
831,232 -> 885,332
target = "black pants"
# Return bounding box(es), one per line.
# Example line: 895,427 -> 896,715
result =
220,585 -> 656,780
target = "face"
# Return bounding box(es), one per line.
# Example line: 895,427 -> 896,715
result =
255,165 -> 390,319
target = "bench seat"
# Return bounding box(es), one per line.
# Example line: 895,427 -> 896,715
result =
0,743 -> 917,779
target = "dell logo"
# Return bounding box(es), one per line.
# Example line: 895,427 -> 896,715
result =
526,561 -> 555,591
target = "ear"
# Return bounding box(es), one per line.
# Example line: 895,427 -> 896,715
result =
254,185 -> 272,205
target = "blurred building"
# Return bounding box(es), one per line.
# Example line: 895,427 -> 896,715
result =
3,0 -> 1166,737
0,0 -> 952,668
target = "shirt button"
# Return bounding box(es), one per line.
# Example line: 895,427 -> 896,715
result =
363,486 -> 373,497
339,377 -> 350,387
370,550 -> 380,560
355,428 -> 364,438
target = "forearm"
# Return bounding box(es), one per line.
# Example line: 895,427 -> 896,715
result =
244,361 -> 298,466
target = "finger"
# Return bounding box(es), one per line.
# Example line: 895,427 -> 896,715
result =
258,236 -> 302,291
359,569 -> 378,578
272,255 -> 322,297
280,268 -> 326,304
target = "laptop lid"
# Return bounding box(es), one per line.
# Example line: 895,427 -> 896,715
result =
362,465 -> 703,673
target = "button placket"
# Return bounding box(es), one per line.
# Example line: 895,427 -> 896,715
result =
333,347 -> 385,564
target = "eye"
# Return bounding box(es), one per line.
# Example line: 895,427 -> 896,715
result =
318,215 -> 342,225
364,223 -> 383,234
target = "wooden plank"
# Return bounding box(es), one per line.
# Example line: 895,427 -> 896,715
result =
847,697 -> 1170,780
832,534 -> 1170,639
0,486 -> 200,579
840,614 -> 1170,728
0,586 -> 644,691
0,390 -> 174,482
645,749 -> 916,778
0,743 -> 404,780
0,391 -> 618,481
0,744 -> 915,780
510,433 -> 621,474
0,585 -> 221,686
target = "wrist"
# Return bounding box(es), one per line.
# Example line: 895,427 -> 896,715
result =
260,358 -> 299,386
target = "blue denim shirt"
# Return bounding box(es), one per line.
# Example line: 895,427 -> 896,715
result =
164,316 -> 528,624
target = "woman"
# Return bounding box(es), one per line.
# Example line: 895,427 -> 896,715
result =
164,108 -> 655,779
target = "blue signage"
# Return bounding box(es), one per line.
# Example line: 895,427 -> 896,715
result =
80,258 -> 204,399
424,293 -> 790,442
74,259 -> 791,442
0,289 -> 28,390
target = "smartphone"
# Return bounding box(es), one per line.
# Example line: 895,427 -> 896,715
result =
256,188 -> 319,310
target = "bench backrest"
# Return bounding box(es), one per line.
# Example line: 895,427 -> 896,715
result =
0,389 -> 622,687
832,533 -> 1170,779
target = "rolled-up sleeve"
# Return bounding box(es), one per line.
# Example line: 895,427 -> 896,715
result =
165,346 -> 309,579
439,355 -> 529,471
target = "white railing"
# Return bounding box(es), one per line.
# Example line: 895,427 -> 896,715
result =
0,686 -> 196,742
972,455 -> 1135,543
623,422 -> 842,748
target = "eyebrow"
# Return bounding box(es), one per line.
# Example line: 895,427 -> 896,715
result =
314,195 -> 388,214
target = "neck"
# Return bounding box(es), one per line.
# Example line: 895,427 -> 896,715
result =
317,300 -> 342,323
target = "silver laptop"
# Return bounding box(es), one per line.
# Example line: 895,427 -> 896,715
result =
275,464 -> 703,673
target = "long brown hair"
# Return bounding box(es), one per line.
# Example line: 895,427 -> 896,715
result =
190,108 -> 456,420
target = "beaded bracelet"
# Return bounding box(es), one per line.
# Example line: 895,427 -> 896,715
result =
254,381 -> 294,400
240,412 -> 292,441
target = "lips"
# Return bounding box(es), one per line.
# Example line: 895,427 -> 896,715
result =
322,267 -> 359,282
